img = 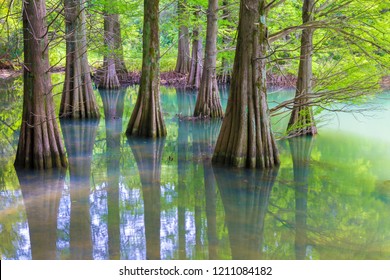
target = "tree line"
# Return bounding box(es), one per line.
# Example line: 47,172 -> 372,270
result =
0,0 -> 389,169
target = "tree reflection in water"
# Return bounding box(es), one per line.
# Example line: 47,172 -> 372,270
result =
17,169 -> 65,259
214,166 -> 279,259
289,136 -> 314,260
127,137 -> 165,260
100,89 -> 126,259
61,119 -> 99,259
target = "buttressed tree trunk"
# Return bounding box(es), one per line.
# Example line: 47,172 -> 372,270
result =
186,9 -> 203,89
212,0 -> 280,168
287,0 -> 317,136
15,0 -> 67,169
60,0 -> 100,119
194,0 -> 224,118
175,0 -> 190,74
98,13 -> 121,89
126,0 -> 166,138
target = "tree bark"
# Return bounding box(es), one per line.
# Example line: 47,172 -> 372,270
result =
126,0 -> 166,138
60,0 -> 100,119
219,0 -> 233,84
113,16 -> 128,79
194,0 -> 224,118
287,0 -> 317,136
175,0 -> 190,74
98,13 -> 121,89
186,9 -> 203,89
15,0 -> 67,169
212,0 -> 280,168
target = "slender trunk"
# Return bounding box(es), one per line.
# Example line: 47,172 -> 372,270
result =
287,0 -> 317,136
15,0 -> 67,169
194,0 -> 224,118
186,9 -> 203,89
126,0 -> 166,138
212,0 -> 280,168
113,16 -> 128,79
175,0 -> 190,74
61,0 -> 100,119
219,0 -> 233,84
98,13 -> 120,89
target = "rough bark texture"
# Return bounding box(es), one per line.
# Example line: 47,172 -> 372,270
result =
15,0 -> 67,169
128,138 -> 165,260
18,169 -> 65,259
287,0 -> 317,136
212,0 -> 280,168
186,9 -> 203,89
194,0 -> 224,118
289,136 -> 314,260
61,119 -> 98,259
214,166 -> 279,259
175,0 -> 190,74
126,0 -> 167,138
100,89 -> 125,259
61,0 -> 100,119
98,13 -> 121,89
113,16 -> 128,80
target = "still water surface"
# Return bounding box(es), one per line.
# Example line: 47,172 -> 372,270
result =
1,76 -> 390,260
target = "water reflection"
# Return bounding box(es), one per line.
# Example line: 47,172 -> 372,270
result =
289,136 -> 314,260
127,137 -> 165,260
61,119 -> 99,259
214,166 -> 279,259
17,169 -> 65,259
100,89 -> 126,259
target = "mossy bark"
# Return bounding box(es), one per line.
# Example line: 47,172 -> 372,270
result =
186,9 -> 203,89
15,0 -> 67,169
287,0 -> 317,136
212,0 -> 279,168
61,0 -> 100,119
194,0 -> 223,118
126,0 -> 166,138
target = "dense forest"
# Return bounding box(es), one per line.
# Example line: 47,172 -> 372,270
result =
1,0 -> 390,261
0,0 -> 389,170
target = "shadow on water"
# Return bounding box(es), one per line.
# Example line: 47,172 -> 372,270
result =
60,119 -> 99,259
16,169 -> 65,259
213,166 -> 279,260
127,137 -> 165,260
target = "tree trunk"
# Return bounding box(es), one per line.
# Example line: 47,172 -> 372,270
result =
126,0 -> 166,138
128,138 -> 164,260
98,13 -> 121,89
186,9 -> 203,89
175,0 -> 190,74
287,0 -> 317,136
219,0 -> 233,84
15,0 -> 67,169
212,0 -> 280,168
113,16 -> 128,80
61,119 -> 98,259
60,0 -> 100,119
194,0 -> 224,118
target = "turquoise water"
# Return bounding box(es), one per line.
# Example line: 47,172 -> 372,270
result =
1,76 -> 390,259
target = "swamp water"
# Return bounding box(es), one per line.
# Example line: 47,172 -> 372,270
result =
1,75 -> 390,260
